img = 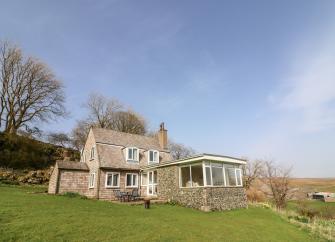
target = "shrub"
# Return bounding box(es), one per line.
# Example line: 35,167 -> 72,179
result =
0,133 -> 79,169
62,192 -> 87,199
246,187 -> 266,202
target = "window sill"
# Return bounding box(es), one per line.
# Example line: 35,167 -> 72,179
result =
105,186 -> 120,189
125,186 -> 139,188
126,160 -> 139,164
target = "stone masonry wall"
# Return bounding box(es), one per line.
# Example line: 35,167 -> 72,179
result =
58,170 -> 90,196
157,165 -> 247,211
48,163 -> 59,194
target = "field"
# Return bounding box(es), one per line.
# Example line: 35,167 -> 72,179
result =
0,184 -> 324,242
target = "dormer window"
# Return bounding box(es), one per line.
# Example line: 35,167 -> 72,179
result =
126,147 -> 139,163
148,150 -> 159,164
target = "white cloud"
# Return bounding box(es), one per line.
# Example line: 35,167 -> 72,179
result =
273,28 -> 335,132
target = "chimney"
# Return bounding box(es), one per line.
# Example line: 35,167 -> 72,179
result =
158,122 -> 168,150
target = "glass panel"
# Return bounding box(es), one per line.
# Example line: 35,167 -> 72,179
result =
132,175 -> 137,186
153,151 -> 158,162
113,174 -> 119,187
212,166 -> 224,186
236,169 -> 242,186
107,174 -> 113,186
226,168 -> 237,186
142,173 -> 147,185
134,149 -> 138,160
180,166 -> 191,187
148,186 -> 153,195
153,171 -> 157,184
149,172 -> 153,184
191,164 -> 203,187
126,174 -> 132,186
128,148 -> 133,160
149,151 -> 154,162
205,167 -> 212,186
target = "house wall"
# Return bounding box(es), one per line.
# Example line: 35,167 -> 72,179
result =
83,129 -> 100,198
98,169 -> 140,200
48,163 -> 59,194
157,165 -> 247,211
57,170 -> 90,196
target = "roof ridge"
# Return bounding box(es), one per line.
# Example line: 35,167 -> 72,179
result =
92,127 -> 157,140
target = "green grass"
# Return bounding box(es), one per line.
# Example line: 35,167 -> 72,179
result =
0,185 -> 324,242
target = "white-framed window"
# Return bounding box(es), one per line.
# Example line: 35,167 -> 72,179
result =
148,150 -> 159,164
126,147 -> 139,163
126,173 -> 138,187
90,147 -> 95,160
179,163 -> 204,188
89,173 -> 95,188
141,172 -> 148,186
105,172 -> 120,188
179,162 -> 243,188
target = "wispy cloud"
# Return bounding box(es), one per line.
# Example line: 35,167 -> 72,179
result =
271,25 -> 335,132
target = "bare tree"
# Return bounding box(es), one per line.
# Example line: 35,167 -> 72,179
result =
262,160 -> 292,209
71,92 -> 147,150
71,119 -> 92,150
85,92 -> 122,128
168,141 -> 196,160
111,110 -> 147,135
243,159 -> 264,190
47,132 -> 71,147
0,41 -> 66,134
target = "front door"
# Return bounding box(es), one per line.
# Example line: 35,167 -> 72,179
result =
147,170 -> 157,196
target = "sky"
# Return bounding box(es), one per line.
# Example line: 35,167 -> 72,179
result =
1,0 -> 334,177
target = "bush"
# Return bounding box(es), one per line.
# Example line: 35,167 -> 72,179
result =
0,133 -> 79,169
246,187 -> 266,202
0,179 -> 20,185
62,192 -> 87,199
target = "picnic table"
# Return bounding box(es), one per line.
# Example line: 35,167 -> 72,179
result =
120,191 -> 132,202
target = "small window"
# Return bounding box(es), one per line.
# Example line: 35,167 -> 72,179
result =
148,150 -> 159,164
141,173 -> 148,186
126,147 -> 139,163
105,172 -> 120,188
126,173 -> 138,187
90,147 -> 95,160
89,173 -> 95,188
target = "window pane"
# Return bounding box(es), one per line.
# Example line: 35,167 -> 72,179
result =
107,174 -> 113,186
149,172 -> 152,183
132,175 -> 137,186
133,149 -> 138,160
236,169 -> 242,186
142,173 -> 147,185
113,174 -> 119,187
126,174 -> 132,186
153,171 -> 157,184
181,166 -> 191,187
128,149 -> 133,159
205,167 -> 212,186
226,168 -> 237,186
149,151 -> 154,161
191,164 -> 203,187
212,166 -> 224,186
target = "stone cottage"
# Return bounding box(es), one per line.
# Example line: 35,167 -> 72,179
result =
48,123 -> 247,211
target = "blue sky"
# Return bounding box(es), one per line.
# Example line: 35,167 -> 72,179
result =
1,0 -> 335,177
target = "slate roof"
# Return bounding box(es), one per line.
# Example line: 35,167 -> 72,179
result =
57,161 -> 89,171
92,128 -> 166,151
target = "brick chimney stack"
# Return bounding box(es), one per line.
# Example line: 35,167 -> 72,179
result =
158,122 -> 168,150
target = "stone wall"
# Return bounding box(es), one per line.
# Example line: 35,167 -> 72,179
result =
57,170 -> 90,196
48,164 -> 59,194
157,165 -> 247,211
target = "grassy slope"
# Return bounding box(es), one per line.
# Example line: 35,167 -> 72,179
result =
0,185 -> 323,242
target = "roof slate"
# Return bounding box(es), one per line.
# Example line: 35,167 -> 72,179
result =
92,128 -> 166,151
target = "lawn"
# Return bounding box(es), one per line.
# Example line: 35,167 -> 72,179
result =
0,184 -> 324,242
